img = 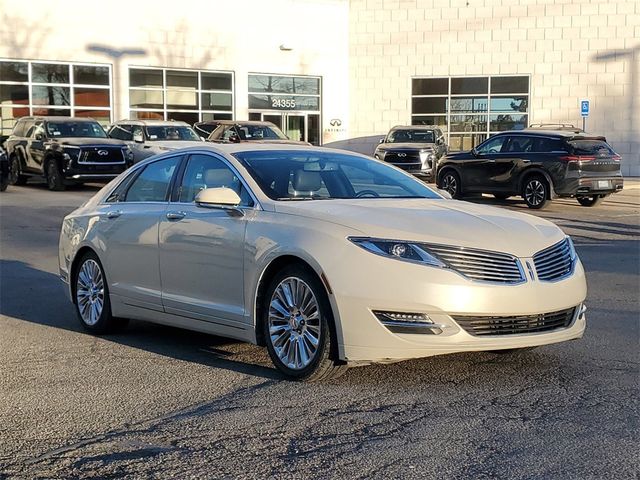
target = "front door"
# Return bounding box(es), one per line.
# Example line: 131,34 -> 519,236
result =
464,135 -> 510,192
250,112 -> 320,145
159,153 -> 252,327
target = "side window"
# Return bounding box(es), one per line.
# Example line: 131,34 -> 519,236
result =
505,136 -> 535,153
533,138 -> 565,153
221,126 -> 238,142
476,135 -> 507,154
124,156 -> 179,202
178,154 -> 254,206
12,120 -> 26,137
109,124 -> 133,141
132,125 -> 145,141
23,121 -> 37,138
32,124 -> 46,140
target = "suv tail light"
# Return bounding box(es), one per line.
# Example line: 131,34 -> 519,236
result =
559,155 -> 596,163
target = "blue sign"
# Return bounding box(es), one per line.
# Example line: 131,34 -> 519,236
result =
581,100 -> 590,117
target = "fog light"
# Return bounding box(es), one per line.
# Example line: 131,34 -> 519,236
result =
373,310 -> 445,335
390,244 -> 407,257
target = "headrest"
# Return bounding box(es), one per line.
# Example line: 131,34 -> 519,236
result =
204,168 -> 235,187
293,170 -> 322,192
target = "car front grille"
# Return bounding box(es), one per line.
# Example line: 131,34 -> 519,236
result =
453,307 -> 576,336
425,243 -> 525,284
533,238 -> 574,281
79,147 -> 125,164
385,151 -> 420,163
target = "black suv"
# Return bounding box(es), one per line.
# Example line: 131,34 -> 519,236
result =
6,117 -> 134,191
374,125 -> 448,181
435,129 -> 624,209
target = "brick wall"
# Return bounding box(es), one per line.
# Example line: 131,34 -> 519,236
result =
349,0 -> 640,175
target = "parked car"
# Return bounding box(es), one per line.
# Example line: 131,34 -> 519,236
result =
374,125 -> 448,182
193,121 -> 223,140
207,120 -> 309,145
107,120 -> 203,163
0,136 -> 9,192
435,129 -> 624,209
59,144 -> 587,381
5,117 -> 134,191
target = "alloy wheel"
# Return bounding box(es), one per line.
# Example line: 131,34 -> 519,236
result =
76,259 -> 105,326
442,173 -> 458,196
9,157 -> 20,185
524,179 -> 546,207
268,276 -> 321,370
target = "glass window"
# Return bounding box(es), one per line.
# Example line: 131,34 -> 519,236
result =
412,97 -> 447,114
505,136 -> 536,153
248,75 -> 319,95
234,150 -> 441,201
166,90 -> 198,110
166,112 -> 199,124
0,84 -> 29,105
450,115 -> 487,132
145,125 -> 200,141
412,78 -> 448,96
130,69 -> 163,88
46,121 -> 107,138
12,120 -> 27,137
451,77 -> 487,95
412,115 -> 447,130
490,96 -> 528,113
73,110 -> 111,126
73,65 -> 109,85
166,70 -> 197,90
130,89 -> 163,109
448,97 -> 488,113
202,72 -> 233,90
178,154 -> 253,205
201,92 -> 232,111
0,61 -> 28,82
32,86 -> 70,106
476,135 -> 508,154
125,156 -> 179,202
203,112 -> 233,121
568,140 -> 615,156
491,76 -> 529,94
489,114 -> 528,131
32,63 -> 70,84
74,87 -> 110,107
387,129 -> 435,143
109,124 -> 133,141
533,137 -> 565,153
32,107 -> 71,117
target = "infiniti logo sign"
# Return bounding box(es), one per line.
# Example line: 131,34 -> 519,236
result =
397,153 -> 406,157
97,150 -> 109,156
329,118 -> 342,127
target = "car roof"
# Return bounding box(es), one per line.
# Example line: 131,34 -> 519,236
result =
390,125 -> 439,131
495,129 -> 607,141
112,119 -> 191,127
16,116 -> 98,122
214,120 -> 277,127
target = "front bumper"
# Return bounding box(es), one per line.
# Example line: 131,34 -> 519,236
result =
327,248 -> 587,364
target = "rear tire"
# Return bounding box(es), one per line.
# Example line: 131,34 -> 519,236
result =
73,251 -> 128,334
8,155 -> 27,185
46,159 -> 66,191
522,175 -> 549,209
263,265 -> 347,382
439,170 -> 463,199
577,195 -> 604,207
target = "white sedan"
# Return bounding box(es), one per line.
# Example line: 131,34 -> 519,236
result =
59,144 -> 587,381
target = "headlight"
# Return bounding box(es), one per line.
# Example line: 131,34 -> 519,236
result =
567,236 -> 577,261
419,151 -> 435,168
375,149 -> 386,159
349,237 -> 446,268
122,146 -> 134,162
62,146 -> 80,159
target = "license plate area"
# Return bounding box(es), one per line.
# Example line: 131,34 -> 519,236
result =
597,180 -> 611,189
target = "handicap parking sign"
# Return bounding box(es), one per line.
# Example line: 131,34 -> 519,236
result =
581,100 -> 590,117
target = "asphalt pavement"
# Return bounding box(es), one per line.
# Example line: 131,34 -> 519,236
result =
0,180 -> 638,479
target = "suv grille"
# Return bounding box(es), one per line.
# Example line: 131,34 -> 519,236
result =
426,244 -> 524,284
385,151 -> 420,163
453,307 -> 576,336
533,239 -> 574,281
79,147 -> 125,164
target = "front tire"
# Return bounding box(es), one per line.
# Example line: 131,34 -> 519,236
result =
263,265 -> 347,381
522,175 -> 549,209
8,155 -> 27,185
46,159 -> 66,191
439,170 -> 463,199
577,195 -> 604,207
73,251 -> 127,334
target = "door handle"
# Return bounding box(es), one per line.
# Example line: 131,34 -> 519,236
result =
166,211 -> 186,221
486,159 -> 496,163
106,210 -> 123,219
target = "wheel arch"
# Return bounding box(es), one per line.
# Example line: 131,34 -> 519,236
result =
518,167 -> 557,198
436,164 -> 462,187
69,246 -> 102,304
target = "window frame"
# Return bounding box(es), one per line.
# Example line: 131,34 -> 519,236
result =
120,155 -> 182,204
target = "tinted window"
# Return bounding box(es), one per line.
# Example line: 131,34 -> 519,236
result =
0,61 -> 28,82
569,140 -> 615,156
73,65 -> 110,85
533,138 -> 565,153
125,157 -> 179,202
387,129 -> 435,143
491,76 -> 529,94
412,78 -> 448,95
505,136 -> 535,153
234,150 -> 441,200
109,124 -> 133,141
236,124 -> 286,140
178,154 -> 253,206
145,125 -> 200,141
46,121 -> 107,138
451,77 -> 487,94
476,135 -> 507,154
31,63 -> 70,83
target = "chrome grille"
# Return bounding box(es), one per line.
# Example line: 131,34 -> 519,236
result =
79,147 -> 125,164
425,244 -> 524,284
533,238 -> 574,281
385,151 -> 420,163
453,307 -> 576,336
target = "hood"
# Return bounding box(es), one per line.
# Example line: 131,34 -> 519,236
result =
444,150 -> 473,160
378,142 -> 435,151
51,137 -> 128,147
145,140 -> 204,150
274,198 -> 565,258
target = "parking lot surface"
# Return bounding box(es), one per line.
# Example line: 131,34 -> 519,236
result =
1,181 -> 638,479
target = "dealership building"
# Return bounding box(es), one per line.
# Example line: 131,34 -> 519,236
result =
1,0 -> 638,174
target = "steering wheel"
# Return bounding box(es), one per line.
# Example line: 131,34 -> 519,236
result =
355,189 -> 380,198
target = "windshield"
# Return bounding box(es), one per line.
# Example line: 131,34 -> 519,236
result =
237,124 -> 288,140
46,121 -> 107,138
145,126 -> 200,141
387,129 -> 435,143
234,150 -> 441,200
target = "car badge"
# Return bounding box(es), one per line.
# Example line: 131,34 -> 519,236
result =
97,150 -> 109,156
398,153 -> 406,157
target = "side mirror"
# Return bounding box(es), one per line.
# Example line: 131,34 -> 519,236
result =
195,187 -> 242,208
133,132 -> 144,143
378,137 -> 385,144
437,189 -> 452,199
35,133 -> 44,141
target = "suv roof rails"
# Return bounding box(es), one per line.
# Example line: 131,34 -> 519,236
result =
528,123 -> 584,133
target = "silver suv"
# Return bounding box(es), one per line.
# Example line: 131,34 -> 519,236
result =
107,120 -> 203,163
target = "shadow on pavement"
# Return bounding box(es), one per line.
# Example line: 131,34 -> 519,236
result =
0,259 -> 281,381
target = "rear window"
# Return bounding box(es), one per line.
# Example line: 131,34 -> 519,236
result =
569,140 -> 615,156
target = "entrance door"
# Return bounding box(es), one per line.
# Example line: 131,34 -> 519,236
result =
250,112 -> 320,145
285,113 -> 305,142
